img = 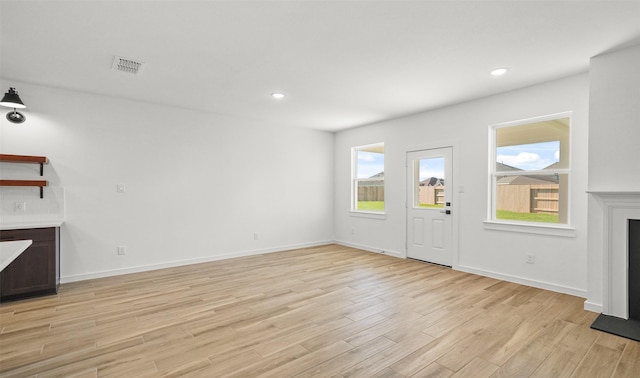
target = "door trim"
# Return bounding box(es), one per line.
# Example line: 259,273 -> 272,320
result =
404,140 -> 460,269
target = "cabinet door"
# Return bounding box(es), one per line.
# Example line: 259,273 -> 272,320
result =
0,240 -> 56,297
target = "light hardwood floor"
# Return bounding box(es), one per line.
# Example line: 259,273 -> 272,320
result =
1,244 -> 639,377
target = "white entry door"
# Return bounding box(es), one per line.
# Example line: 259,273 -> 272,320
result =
406,147 -> 453,266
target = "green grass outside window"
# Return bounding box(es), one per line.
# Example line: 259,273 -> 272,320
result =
496,210 -> 558,223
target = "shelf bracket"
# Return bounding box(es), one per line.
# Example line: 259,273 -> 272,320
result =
40,163 -> 44,176
40,186 -> 44,199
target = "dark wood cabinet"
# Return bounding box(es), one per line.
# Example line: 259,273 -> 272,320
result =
0,227 -> 60,302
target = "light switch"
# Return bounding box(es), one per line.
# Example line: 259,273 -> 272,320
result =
117,183 -> 126,193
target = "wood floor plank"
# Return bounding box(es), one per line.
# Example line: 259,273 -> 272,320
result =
1,244 -> 638,377
160,358 -> 213,378
437,330 -> 506,372
300,313 -> 387,352
482,319 -> 543,366
205,349 -> 263,376
369,367 -> 407,378
219,344 -> 309,378
412,362 -> 455,378
613,340 -> 640,377
340,332 -> 435,378
256,341 -> 353,378
422,306 -> 484,338
294,336 -> 396,377
345,311 -> 423,348
450,357 -> 499,377
389,328 -> 471,376
532,349 -> 580,378
527,319 -> 600,377
518,318 -> 576,361
37,367 -> 99,378
571,343 -> 624,377
490,351 -> 543,378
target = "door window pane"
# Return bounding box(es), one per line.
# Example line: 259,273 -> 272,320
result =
416,157 -> 445,208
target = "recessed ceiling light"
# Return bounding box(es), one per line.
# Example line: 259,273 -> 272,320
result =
491,67 -> 509,77
271,93 -> 285,99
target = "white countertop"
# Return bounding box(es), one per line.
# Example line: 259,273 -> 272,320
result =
0,219 -> 64,231
0,240 -> 32,271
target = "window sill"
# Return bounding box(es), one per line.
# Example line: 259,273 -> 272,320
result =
483,220 -> 576,238
349,210 -> 387,220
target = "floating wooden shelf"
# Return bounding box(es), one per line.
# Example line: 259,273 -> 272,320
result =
0,154 -> 48,164
0,180 -> 48,198
0,154 -> 48,176
0,180 -> 48,187
0,154 -> 49,198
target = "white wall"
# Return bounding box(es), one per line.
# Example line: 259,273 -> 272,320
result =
588,44 -> 640,190
0,80 -> 334,282
586,43 -> 640,312
335,74 -> 590,296
0,71 -> 601,297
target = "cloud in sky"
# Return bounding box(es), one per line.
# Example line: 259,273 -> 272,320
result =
357,151 -> 384,178
497,152 -> 542,166
497,141 -> 560,170
419,157 -> 445,180
358,153 -> 377,162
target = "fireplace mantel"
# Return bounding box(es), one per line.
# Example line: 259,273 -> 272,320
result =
588,190 -> 640,319
587,191 -> 640,198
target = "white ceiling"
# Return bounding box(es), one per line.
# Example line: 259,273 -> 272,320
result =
2,1 -> 640,132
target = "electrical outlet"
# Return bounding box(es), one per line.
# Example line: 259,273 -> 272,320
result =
253,233 -> 259,240
526,254 -> 536,264
116,183 -> 126,193
117,246 -> 126,255
14,202 -> 26,212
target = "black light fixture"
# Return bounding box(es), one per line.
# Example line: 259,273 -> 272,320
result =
0,87 -> 27,124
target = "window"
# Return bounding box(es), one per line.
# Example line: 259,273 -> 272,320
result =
489,114 -> 571,225
352,143 -> 384,212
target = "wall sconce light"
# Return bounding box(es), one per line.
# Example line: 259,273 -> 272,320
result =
0,87 -> 27,124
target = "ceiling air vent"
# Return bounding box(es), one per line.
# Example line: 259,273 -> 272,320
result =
112,56 -> 145,74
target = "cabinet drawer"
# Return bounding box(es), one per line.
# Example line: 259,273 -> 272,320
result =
0,227 -> 56,242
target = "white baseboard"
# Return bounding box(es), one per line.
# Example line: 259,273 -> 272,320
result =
334,242 -> 588,299
583,300 -> 603,313
61,240 -> 334,283
333,240 -> 404,259
62,240 -> 591,307
456,264 -> 587,298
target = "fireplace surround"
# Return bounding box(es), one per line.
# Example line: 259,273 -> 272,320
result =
629,219 -> 639,319
588,191 -> 640,341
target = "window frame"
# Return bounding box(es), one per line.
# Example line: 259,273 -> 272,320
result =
351,142 -> 385,217
485,112 -> 575,236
